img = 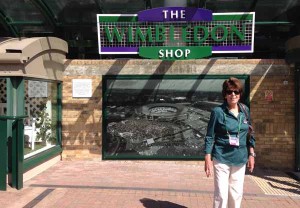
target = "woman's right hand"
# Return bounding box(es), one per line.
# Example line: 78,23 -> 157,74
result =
204,154 -> 213,177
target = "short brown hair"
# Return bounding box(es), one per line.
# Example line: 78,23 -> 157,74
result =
222,77 -> 243,100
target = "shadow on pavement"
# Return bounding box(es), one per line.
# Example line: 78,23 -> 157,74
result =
140,198 -> 188,208
248,168 -> 300,196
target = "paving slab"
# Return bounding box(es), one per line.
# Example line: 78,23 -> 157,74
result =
0,161 -> 300,208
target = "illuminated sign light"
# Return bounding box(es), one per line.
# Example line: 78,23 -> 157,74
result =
97,7 -> 255,60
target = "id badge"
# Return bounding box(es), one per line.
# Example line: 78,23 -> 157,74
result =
229,135 -> 240,146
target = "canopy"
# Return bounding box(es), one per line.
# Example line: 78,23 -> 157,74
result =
0,0 -> 299,59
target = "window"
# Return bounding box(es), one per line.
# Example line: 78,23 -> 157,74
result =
24,80 -> 59,158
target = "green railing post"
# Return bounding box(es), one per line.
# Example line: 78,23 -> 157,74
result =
1,116 -> 26,190
0,118 -> 8,191
11,118 -> 25,189
16,118 -> 24,190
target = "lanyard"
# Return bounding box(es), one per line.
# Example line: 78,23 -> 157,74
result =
223,112 -> 242,136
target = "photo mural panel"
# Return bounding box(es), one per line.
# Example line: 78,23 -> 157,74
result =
103,75 -> 247,159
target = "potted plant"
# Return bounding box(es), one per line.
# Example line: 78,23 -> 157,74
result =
35,103 -> 56,146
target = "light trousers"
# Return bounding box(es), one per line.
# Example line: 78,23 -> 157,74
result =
213,160 -> 246,208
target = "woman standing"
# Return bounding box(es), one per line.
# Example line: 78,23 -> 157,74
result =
204,77 -> 255,208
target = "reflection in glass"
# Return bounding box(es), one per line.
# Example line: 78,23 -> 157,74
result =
24,80 -> 58,158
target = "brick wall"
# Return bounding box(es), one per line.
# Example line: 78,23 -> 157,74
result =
250,73 -> 295,169
62,75 -> 102,160
62,59 -> 296,170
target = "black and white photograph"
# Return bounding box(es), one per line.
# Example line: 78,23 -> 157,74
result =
103,76 -> 245,159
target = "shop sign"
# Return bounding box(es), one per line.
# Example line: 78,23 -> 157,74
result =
97,7 -> 255,60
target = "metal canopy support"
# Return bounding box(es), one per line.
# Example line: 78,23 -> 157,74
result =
0,9 -> 18,36
30,0 -> 57,28
93,0 -> 103,13
146,0 -> 152,9
295,63 -> 300,172
249,0 -> 258,11
199,0 -> 207,8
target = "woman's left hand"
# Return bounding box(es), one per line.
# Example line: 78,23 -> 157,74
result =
247,156 -> 255,173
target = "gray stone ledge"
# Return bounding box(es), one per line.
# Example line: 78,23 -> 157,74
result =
64,59 -> 291,76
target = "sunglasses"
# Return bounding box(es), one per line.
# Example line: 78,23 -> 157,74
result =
226,90 -> 240,95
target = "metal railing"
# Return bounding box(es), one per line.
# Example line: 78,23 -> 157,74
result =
0,115 -> 27,191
